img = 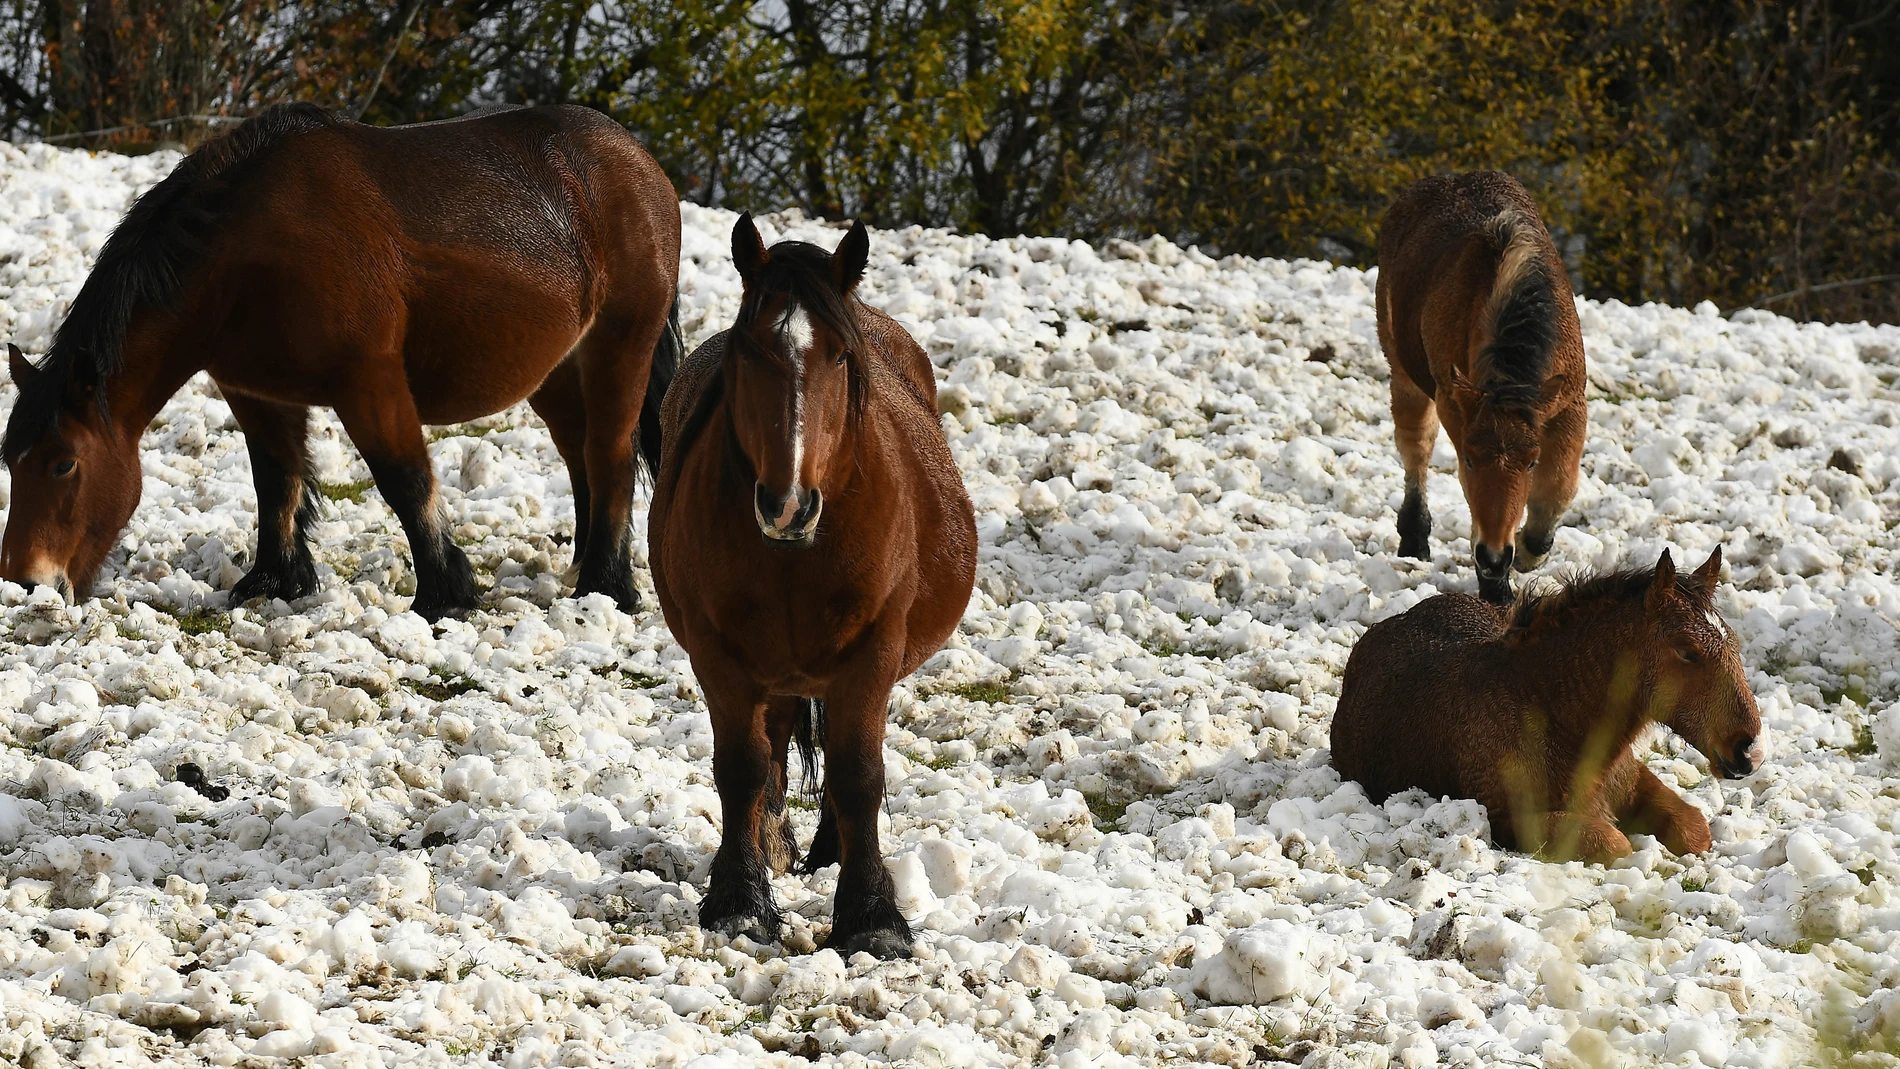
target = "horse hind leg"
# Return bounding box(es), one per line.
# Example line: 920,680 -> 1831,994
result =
332,369 -> 480,621
1516,400 -> 1584,573
1391,372 -> 1439,559
226,393 -> 319,604
527,362 -> 591,587
573,303 -> 670,612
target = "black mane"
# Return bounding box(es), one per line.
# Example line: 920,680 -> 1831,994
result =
1478,221 -> 1560,413
1509,560 -> 1709,630
5,103 -> 338,459
732,239 -> 864,358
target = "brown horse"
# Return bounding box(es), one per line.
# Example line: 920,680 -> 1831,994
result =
1,103 -> 681,620
1331,547 -> 1762,863
650,215 -> 976,958
1377,171 -> 1588,603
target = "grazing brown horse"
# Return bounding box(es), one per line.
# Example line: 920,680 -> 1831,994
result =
1377,171 -> 1588,603
1332,547 -> 1761,863
1,103 -> 681,620
650,215 -> 976,957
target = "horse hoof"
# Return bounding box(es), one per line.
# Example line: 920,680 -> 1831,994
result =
231,563 -> 317,604
825,927 -> 914,961
1397,536 -> 1431,560
705,912 -> 779,944
1514,533 -> 1555,572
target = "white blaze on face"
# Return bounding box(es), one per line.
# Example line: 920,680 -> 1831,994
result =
774,302 -> 814,525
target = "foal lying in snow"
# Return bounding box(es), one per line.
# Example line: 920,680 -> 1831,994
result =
1331,547 -> 1762,863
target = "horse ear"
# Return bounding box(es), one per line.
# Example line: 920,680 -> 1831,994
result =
832,220 -> 869,294
1692,545 -> 1723,597
732,212 -> 770,282
1646,549 -> 1678,613
8,344 -> 35,389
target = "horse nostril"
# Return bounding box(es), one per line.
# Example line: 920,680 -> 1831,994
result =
1474,543 -> 1513,577
1733,737 -> 1757,770
755,482 -> 785,523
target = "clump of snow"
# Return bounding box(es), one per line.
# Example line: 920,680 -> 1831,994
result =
2,137 -> 1900,1066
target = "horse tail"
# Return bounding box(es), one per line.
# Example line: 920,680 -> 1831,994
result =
1477,211 -> 1560,412
637,296 -> 682,481
792,697 -> 825,797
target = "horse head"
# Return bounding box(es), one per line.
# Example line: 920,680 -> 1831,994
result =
1643,546 -> 1762,778
0,345 -> 142,600
726,214 -> 869,547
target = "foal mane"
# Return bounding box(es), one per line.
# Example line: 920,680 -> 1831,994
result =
4,103 -> 337,459
1474,211 -> 1560,414
1507,562 -> 1709,632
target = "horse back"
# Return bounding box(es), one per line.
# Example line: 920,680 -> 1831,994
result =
1377,171 -> 1581,403
1331,593 -> 1509,801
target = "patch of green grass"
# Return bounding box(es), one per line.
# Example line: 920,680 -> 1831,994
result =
1141,639 -> 1181,658
1822,682 -> 1872,707
1852,864 -> 1877,886
944,680 -> 1012,704
1848,722 -> 1878,757
1680,874 -> 1706,893
408,675 -> 481,702
597,665 -> 668,689
1084,792 -> 1129,831
319,478 -> 376,504
160,606 -> 228,636
926,753 -> 961,771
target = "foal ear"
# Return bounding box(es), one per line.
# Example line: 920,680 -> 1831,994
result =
1646,549 -> 1678,613
7,344 -> 35,389
1692,545 -> 1723,597
832,220 -> 869,294
732,212 -> 770,282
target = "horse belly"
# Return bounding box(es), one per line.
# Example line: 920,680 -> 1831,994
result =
402,268 -> 586,424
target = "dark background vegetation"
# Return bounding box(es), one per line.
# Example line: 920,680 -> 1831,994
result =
1,0 -> 1896,322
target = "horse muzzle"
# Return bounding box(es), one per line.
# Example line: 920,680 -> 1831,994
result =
1,553 -> 72,602
1474,541 -> 1515,581
1712,736 -> 1762,779
754,483 -> 823,545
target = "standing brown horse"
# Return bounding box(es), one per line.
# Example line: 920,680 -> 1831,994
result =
650,215 -> 976,958
2,103 -> 681,620
1377,171 -> 1588,603
1331,547 -> 1762,863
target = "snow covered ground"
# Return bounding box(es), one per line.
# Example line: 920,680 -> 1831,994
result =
2,137 -> 1900,1069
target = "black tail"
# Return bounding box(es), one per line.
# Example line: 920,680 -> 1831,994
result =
637,297 -> 682,481
793,698 -> 825,797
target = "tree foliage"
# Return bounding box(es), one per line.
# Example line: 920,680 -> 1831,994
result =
0,0 -> 1895,322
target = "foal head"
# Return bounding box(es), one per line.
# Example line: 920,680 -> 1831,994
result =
727,214 -> 869,546
0,345 -> 141,599
1639,547 -> 1762,778
1445,370 -> 1543,582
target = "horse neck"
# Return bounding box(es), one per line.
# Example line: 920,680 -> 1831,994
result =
1504,598 -> 1658,748
103,319 -> 207,444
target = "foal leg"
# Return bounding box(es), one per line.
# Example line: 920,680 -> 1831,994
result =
1391,372 -> 1439,560
333,378 -> 480,621
1618,765 -> 1712,856
574,310 -> 664,612
1516,399 -> 1584,572
527,361 -> 590,583
700,672 -> 781,941
225,393 -> 319,603
821,668 -> 912,959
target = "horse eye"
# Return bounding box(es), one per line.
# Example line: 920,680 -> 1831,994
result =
1678,648 -> 1700,664
50,458 -> 75,478
837,348 -> 853,367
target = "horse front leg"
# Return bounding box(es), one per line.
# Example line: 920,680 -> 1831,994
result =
759,695 -> 804,876
1617,765 -> 1712,856
333,379 -> 480,621
225,392 -> 318,604
820,662 -> 913,959
1516,399 -> 1584,572
700,671 -> 781,941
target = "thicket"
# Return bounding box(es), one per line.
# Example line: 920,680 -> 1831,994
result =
1,0 -> 1895,323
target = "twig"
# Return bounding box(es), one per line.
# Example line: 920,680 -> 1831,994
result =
353,0 -> 428,121
1754,274 -> 1900,307
37,115 -> 245,144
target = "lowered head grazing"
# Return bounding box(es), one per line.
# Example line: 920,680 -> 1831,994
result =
1640,546 -> 1762,778
727,213 -> 869,547
1,344 -> 141,600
